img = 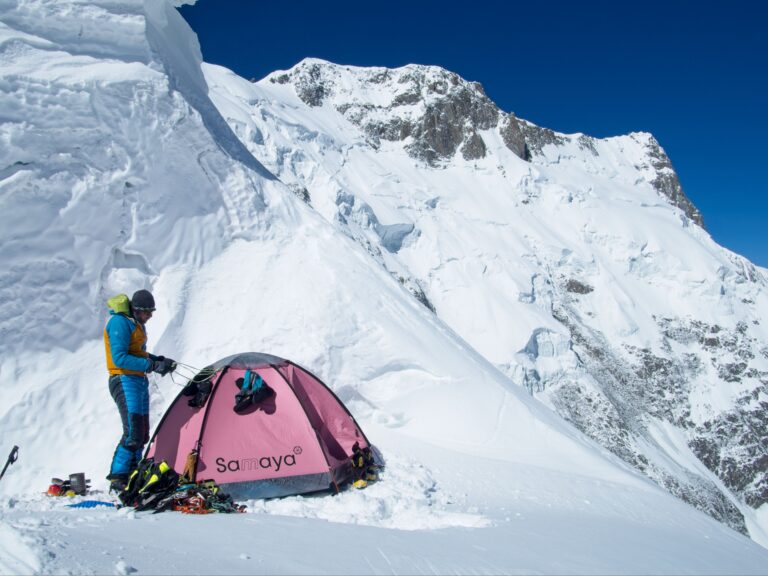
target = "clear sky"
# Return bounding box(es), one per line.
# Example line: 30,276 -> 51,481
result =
179,0 -> 767,268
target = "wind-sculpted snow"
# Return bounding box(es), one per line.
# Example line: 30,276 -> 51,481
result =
0,0 -> 278,356
203,58 -> 768,545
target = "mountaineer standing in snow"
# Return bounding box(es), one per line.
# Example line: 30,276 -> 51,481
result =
103,289 -> 176,491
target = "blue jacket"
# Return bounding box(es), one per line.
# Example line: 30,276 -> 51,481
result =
104,312 -> 152,375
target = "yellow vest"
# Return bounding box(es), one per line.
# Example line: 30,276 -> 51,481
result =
104,316 -> 149,376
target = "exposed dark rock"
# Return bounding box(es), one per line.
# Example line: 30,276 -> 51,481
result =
547,305 -> 753,535
655,314 -> 768,510
336,102 -> 372,124
625,344 -> 696,426
461,132 -> 487,160
717,361 -> 748,382
368,70 -> 391,84
365,117 -> 413,143
565,279 -> 593,294
412,285 -> 436,312
392,90 -> 421,106
270,73 -> 290,85
548,381 -> 640,465
285,63 -> 502,166
659,316 -> 760,386
577,135 -> 598,155
289,184 -> 310,204
518,120 -> 567,156
499,113 -> 528,160
292,62 -> 329,107
397,275 -> 436,313
690,389 -> 768,509
406,82 -> 499,165
652,468 -> 747,533
642,136 -> 704,227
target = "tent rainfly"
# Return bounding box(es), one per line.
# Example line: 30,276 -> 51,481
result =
146,352 -> 371,499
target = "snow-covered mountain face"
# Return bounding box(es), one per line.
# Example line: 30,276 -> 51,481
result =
0,0 -> 649,502
2,1 -> 768,571
0,0 -> 281,359
203,59 -> 768,538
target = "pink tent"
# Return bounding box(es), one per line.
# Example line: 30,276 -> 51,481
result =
146,352 -> 371,499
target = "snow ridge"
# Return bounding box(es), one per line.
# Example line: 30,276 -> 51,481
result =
204,57 -> 768,541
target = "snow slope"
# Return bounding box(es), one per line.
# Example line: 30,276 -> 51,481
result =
201,57 -> 768,541
0,0 -> 767,574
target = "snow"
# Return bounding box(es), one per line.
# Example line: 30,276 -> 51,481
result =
203,53 -> 768,541
1,0 -> 767,574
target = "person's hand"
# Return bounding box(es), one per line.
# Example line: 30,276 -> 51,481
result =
151,358 -> 177,376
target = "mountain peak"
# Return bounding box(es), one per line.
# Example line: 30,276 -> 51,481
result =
263,59 -> 702,224
266,58 -> 518,163
206,56 -> 768,540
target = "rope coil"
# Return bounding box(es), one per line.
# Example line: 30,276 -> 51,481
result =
169,362 -> 216,387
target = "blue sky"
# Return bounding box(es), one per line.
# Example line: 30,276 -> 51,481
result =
179,0 -> 767,268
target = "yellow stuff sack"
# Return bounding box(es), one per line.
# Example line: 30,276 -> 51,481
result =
107,293 -> 130,315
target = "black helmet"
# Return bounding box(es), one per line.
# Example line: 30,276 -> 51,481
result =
131,289 -> 156,311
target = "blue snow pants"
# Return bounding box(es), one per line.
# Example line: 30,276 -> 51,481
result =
108,374 -> 150,476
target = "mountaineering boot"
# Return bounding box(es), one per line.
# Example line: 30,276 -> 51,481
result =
234,371 -> 274,413
107,473 -> 129,494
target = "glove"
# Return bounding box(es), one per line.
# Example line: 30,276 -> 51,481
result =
151,357 -> 176,376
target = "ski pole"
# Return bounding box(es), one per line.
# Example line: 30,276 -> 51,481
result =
0,445 -> 19,482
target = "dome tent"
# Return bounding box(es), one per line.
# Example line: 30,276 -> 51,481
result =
146,352 -> 371,499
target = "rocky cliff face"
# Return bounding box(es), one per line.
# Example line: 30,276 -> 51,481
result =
268,60 -> 700,224
543,297 -> 766,534
208,58 -> 768,539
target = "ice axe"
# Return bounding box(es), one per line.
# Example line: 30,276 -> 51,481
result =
0,445 -> 19,482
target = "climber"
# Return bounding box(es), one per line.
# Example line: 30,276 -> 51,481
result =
103,289 -> 176,492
